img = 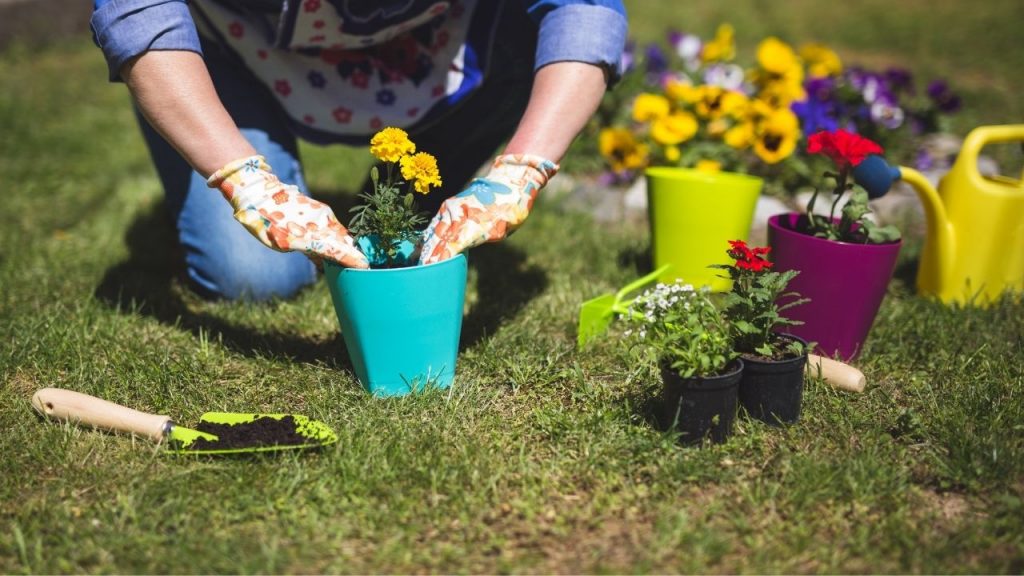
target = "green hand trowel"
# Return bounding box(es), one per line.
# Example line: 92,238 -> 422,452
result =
577,265 -> 671,348
31,387 -> 337,455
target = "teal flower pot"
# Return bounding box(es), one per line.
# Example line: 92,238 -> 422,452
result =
324,254 -> 468,397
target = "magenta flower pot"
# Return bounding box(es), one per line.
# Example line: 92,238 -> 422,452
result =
767,214 -> 901,360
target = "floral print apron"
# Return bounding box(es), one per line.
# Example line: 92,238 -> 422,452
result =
191,0 -> 478,138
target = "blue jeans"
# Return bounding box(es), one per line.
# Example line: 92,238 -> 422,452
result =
139,5 -> 536,301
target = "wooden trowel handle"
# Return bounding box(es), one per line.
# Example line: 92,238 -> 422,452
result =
31,387 -> 170,442
806,355 -> 866,393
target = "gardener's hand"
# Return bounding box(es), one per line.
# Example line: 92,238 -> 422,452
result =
419,154 -> 559,265
207,156 -> 369,269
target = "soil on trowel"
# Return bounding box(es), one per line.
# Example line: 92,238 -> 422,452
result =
188,415 -> 310,450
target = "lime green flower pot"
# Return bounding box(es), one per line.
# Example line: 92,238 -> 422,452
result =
645,167 -> 763,291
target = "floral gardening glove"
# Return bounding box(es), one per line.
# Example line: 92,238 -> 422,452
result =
419,154 -> 559,265
207,156 -> 369,269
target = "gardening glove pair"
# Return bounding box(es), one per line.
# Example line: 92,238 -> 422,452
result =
207,156 -> 369,269
419,154 -> 559,265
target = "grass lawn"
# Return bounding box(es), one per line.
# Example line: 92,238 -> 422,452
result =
2,1 -> 1023,573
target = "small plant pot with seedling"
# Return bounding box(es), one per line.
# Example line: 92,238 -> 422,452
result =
622,281 -> 740,445
324,127 -> 466,397
712,240 -> 811,426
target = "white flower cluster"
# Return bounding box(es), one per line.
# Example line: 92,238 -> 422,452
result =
623,281 -> 700,340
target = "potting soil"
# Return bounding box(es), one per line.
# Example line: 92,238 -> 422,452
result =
188,415 -> 311,450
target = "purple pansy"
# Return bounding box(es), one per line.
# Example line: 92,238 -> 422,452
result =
927,80 -> 962,113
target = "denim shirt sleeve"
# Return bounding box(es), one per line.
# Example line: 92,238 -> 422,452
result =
91,0 -> 203,81
523,0 -> 628,81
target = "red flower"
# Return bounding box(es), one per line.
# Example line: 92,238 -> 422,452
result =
728,239 -> 772,272
228,21 -> 244,38
807,129 -> 883,169
274,80 -> 291,97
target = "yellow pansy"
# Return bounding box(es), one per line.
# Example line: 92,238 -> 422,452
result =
664,145 -> 681,163
695,86 -> 749,120
695,159 -> 722,172
701,23 -> 735,63
799,42 -> 843,78
757,37 -> 800,75
724,120 -> 755,149
665,78 -> 700,104
599,128 -> 649,172
758,74 -> 806,107
707,117 -> 729,138
753,38 -> 807,106
753,108 -> 800,164
632,93 -> 671,123
369,127 -> 416,163
399,152 -> 442,195
650,112 -> 698,146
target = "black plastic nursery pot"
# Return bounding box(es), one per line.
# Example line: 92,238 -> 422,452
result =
661,360 -> 744,445
738,335 -> 808,426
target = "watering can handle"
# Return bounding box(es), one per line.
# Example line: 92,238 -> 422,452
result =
611,264 -> 672,313
956,124 -> 1024,177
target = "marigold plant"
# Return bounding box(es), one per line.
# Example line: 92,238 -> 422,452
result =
349,127 -> 441,268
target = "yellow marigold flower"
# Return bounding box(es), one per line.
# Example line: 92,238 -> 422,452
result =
664,145 -> 681,163
599,128 -> 649,172
757,37 -> 799,75
695,159 -> 722,172
369,127 -> 415,163
632,93 -> 671,123
799,42 -> 843,78
650,112 -> 698,146
753,108 -> 800,164
702,23 -> 735,63
400,152 -> 442,194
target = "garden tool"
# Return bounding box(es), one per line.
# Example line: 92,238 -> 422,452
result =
577,265 -> 672,347
854,124 -> 1024,305
31,388 -> 338,455
806,355 -> 866,393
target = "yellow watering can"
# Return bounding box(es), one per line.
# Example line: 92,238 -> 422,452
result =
855,124 -> 1024,305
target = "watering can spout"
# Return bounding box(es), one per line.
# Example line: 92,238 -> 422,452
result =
853,155 -> 955,299
852,155 -> 901,199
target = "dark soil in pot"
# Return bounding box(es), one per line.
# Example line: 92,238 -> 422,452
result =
661,359 -> 743,446
738,334 -> 808,426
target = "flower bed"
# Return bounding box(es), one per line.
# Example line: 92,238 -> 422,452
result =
587,25 -> 961,199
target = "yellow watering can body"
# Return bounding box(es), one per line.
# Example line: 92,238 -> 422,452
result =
900,125 -> 1024,305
